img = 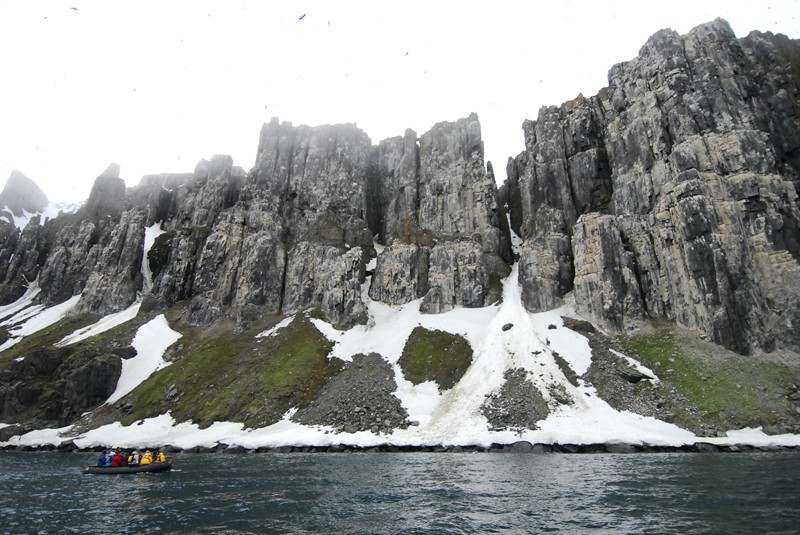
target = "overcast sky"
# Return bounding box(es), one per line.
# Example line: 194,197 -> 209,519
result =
1,0 -> 798,203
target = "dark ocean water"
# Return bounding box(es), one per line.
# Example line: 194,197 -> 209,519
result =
1,451 -> 798,534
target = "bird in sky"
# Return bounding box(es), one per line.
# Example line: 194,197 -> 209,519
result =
298,13 -> 306,21
69,6 -> 79,11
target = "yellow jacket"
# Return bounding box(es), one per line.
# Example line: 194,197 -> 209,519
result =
156,452 -> 167,463
140,452 -> 154,465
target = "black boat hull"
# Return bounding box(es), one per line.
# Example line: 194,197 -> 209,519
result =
84,462 -> 172,475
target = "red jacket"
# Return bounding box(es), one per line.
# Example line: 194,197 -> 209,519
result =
111,453 -> 124,467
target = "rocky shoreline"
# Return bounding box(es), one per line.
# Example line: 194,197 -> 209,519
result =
2,441 -> 797,454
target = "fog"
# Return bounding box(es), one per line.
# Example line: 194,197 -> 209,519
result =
1,0 -> 798,202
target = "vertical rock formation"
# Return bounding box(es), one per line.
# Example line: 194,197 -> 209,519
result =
370,113 -> 512,312
0,216 -> 47,303
507,19 -> 800,354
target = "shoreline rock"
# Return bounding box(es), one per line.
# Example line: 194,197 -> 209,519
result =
2,441 -> 796,454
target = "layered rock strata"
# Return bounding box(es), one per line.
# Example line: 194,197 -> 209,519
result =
506,19 -> 800,353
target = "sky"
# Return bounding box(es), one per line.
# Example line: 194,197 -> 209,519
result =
0,0 -> 798,203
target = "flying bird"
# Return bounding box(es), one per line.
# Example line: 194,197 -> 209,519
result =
298,13 -> 306,21
69,6 -> 79,11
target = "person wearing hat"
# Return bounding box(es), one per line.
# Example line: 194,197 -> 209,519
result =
128,450 -> 140,466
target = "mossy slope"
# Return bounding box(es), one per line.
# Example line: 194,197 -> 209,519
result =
116,315 -> 342,428
399,327 -> 472,390
621,326 -> 800,432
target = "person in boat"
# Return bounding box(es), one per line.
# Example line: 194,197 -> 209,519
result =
140,450 -> 154,465
156,450 -> 167,463
96,450 -> 112,467
111,450 -> 124,467
128,450 -> 140,466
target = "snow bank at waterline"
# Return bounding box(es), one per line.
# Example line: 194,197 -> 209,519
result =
2,412 -> 799,450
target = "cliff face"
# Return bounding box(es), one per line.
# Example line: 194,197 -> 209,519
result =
0,115 -> 511,331
0,19 -> 797,358
3,19 -> 800,441
506,19 -> 800,354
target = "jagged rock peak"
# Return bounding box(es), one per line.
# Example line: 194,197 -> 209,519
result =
0,170 -> 48,216
84,164 -> 126,219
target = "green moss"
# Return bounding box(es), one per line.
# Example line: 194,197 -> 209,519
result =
258,318 -> 338,402
120,315 -> 341,428
622,329 -> 798,428
399,327 -> 473,390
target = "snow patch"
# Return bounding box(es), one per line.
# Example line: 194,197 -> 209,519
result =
56,302 -> 142,347
506,213 -> 523,255
0,295 -> 81,352
705,427 -> 800,447
141,223 -> 165,294
610,348 -> 660,383
0,283 -> 41,323
105,315 -> 182,405
1,202 -> 80,231
256,315 -> 294,338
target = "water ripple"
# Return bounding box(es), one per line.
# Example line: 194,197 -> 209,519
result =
1,451 -> 799,534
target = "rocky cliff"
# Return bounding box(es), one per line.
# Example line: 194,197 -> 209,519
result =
0,114 -> 511,332
504,19 -> 800,355
1,19 -> 800,443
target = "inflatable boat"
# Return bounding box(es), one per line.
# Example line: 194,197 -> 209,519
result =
84,462 -> 172,475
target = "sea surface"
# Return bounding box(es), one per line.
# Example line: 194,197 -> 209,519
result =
1,451 -> 798,534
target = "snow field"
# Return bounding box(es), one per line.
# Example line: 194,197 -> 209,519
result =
0,295 -> 81,352
0,283 -> 41,323
1,202 -> 80,231
105,314 -> 182,404
2,243 -> 800,448
56,302 -> 142,347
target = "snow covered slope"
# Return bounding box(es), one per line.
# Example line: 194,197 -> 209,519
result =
105,314 -> 182,404
0,294 -> 81,352
55,302 -> 141,347
4,261 -> 799,450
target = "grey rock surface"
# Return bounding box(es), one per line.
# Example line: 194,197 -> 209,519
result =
572,213 -> 645,333
282,242 -> 367,329
368,243 -> 429,305
506,19 -> 800,354
75,209 -> 145,315
0,346 -> 124,427
0,216 -> 47,303
482,368 -> 550,431
293,353 -> 409,434
421,240 -> 500,313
